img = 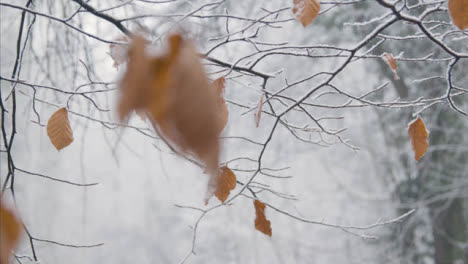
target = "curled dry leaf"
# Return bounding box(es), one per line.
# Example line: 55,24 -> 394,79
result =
448,0 -> 468,30
408,117 -> 429,161
254,200 -> 272,237
382,53 -> 399,80
118,33 -> 220,185
47,107 -> 74,150
109,35 -> 129,69
214,166 -> 237,203
293,0 -> 320,27
255,93 -> 264,128
0,200 -> 22,264
213,77 -> 229,133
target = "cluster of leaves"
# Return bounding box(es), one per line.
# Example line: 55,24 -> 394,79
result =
104,0 -> 331,238
115,33 -> 273,235
1,0 -> 467,262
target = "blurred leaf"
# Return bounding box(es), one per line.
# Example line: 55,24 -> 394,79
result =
448,0 -> 468,30
118,36 -> 161,121
382,53 -> 399,80
254,200 -> 272,237
47,107 -> 74,150
109,35 -> 129,69
118,33 -> 221,186
293,0 -> 320,27
408,117 -> 429,161
213,77 -> 229,133
255,93 -> 264,128
0,200 -> 22,264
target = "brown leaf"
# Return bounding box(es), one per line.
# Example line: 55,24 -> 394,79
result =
254,93 -> 264,128
382,53 -> 399,80
214,166 -> 236,203
118,33 -> 220,179
293,0 -> 320,27
118,36 -> 157,120
254,200 -> 272,237
212,77 -> 229,133
449,0 -> 468,30
0,200 -> 22,264
408,117 -> 429,161
47,107 -> 74,150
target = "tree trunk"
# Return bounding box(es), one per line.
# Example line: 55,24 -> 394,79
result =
375,52 -> 468,264
432,198 -> 467,264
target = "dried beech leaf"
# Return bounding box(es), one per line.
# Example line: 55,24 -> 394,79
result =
254,200 -> 272,237
448,0 -> 468,30
255,93 -> 264,128
155,34 -> 220,174
109,35 -> 129,68
214,166 -> 237,203
292,0 -> 320,27
118,36 -> 156,120
118,34 -> 220,183
408,117 -> 429,161
382,53 -> 399,80
213,77 -> 229,133
47,107 -> 74,150
0,200 -> 22,264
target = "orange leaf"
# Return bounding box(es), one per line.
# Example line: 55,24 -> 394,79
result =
449,0 -> 468,30
214,166 -> 236,203
118,33 -> 220,178
212,77 -> 229,133
0,200 -> 22,264
408,117 -> 429,161
254,200 -> 272,237
118,36 -> 157,120
47,107 -> 74,150
254,93 -> 264,128
293,0 -> 320,27
382,53 -> 399,80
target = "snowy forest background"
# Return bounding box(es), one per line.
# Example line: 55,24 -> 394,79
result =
0,0 -> 467,263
